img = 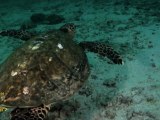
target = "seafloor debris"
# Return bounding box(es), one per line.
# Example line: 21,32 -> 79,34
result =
126,110 -> 157,120
20,21 -> 37,30
49,100 -> 80,120
30,13 -> 46,24
46,13 -> 65,24
30,13 -> 65,25
103,79 -> 116,88
105,94 -> 133,108
78,85 -> 93,97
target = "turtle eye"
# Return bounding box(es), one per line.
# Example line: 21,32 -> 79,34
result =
60,23 -> 76,33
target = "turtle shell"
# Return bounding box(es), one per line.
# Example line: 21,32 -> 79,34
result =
0,30 -> 90,107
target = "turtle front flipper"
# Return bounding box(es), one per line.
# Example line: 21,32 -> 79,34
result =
10,104 -> 50,120
0,29 -> 34,41
79,41 -> 123,64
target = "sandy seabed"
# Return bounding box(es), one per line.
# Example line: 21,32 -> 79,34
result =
0,0 -> 160,120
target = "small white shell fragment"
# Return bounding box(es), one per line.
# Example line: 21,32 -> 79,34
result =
11,71 -> 18,76
57,43 -> 63,49
18,61 -> 27,68
49,57 -> 52,62
32,44 -> 41,50
23,87 -> 29,95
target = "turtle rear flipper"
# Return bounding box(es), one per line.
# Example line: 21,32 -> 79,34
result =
0,29 -> 34,41
10,104 -> 50,120
79,41 -> 123,64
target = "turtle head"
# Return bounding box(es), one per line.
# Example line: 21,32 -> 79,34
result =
59,23 -> 76,34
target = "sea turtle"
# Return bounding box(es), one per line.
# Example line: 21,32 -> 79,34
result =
0,23 -> 123,120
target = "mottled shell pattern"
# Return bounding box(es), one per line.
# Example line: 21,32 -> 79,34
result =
0,25 -> 90,107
